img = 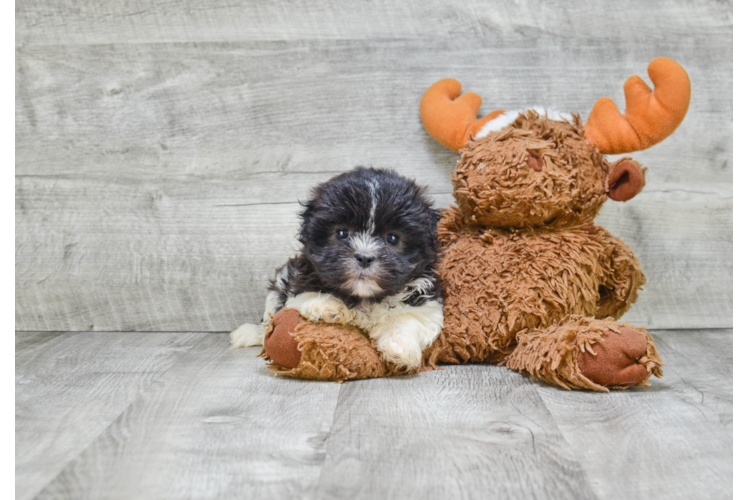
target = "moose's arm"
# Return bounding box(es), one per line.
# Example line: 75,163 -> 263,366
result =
591,225 -> 647,320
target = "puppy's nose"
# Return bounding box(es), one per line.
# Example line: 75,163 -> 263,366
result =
354,253 -> 376,268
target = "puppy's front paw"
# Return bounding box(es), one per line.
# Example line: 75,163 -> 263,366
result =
377,331 -> 423,371
298,294 -> 349,324
230,323 -> 265,348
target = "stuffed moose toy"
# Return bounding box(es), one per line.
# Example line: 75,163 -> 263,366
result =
255,57 -> 690,391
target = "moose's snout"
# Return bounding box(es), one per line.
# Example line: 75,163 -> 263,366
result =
527,151 -> 544,172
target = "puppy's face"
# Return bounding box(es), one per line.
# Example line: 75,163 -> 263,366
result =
300,167 -> 439,303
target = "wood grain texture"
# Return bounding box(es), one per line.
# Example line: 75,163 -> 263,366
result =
730,328 -> 748,430
730,139 -> 748,329
33,334 -> 342,500
15,331 -> 66,364
15,39 -> 731,184
15,331 -> 206,500
537,329 -> 732,500
15,37 -> 732,332
315,365 -> 597,499
730,0 -> 748,332
16,329 -> 732,500
16,0 -> 732,45
13,172 -> 732,331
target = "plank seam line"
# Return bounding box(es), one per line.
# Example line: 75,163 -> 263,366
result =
14,31 -> 735,50
509,386 -> 602,500
26,332 -> 211,500
309,381 -> 345,496
213,201 -> 298,207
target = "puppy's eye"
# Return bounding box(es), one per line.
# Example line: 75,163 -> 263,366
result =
386,234 -> 399,245
336,229 -> 349,240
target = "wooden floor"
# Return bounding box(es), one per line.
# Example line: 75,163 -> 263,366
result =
16,329 -> 732,500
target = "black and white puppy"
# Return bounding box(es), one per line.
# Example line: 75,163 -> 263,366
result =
231,167 -> 443,370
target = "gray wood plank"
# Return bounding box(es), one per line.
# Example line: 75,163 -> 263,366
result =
14,178 -> 731,332
16,0 -> 732,46
15,39 -> 731,187
15,331 -> 206,500
15,38 -> 732,332
735,428 -> 748,498
16,330 -> 732,499
730,130 -> 748,328
15,331 -> 66,365
536,328 -> 732,500
730,0 -> 748,332
33,334 -> 342,500
15,7 -> 730,331
730,328 -> 748,430
315,366 -> 597,499
730,0 -> 748,490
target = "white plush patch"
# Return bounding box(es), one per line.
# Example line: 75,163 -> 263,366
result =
475,107 -> 574,139
285,291 -> 444,371
230,323 -> 266,348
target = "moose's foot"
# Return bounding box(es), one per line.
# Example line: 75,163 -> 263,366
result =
261,308 -> 403,382
577,327 -> 660,387
263,308 -> 303,369
505,316 -> 663,391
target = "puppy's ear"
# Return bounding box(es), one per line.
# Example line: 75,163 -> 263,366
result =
298,198 -> 317,245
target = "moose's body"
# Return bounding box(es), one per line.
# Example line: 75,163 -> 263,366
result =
429,212 -> 645,366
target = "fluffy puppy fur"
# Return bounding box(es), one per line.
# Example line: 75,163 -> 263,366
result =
231,167 -> 444,370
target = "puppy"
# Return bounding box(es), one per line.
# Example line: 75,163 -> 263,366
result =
231,166 -> 443,370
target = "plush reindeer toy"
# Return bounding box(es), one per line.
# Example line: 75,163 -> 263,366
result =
260,57 -> 691,390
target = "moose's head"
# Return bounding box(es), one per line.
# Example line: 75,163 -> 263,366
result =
420,58 -> 691,229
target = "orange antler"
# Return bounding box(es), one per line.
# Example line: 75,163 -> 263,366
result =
420,79 -> 504,151
584,58 -> 691,154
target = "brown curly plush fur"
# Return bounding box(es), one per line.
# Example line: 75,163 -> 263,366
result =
505,316 -> 662,391
261,112 -> 664,390
452,114 -> 610,229
426,211 -> 646,366
261,312 -> 406,382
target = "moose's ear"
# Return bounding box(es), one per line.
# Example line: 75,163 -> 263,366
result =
608,159 -> 646,202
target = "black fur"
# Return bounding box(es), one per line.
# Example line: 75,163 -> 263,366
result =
268,167 -> 442,311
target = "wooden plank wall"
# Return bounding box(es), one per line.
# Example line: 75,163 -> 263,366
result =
15,1 -> 732,332
730,0 -> 748,332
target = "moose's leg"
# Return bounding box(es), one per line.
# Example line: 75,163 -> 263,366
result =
504,316 -> 663,391
261,308 -> 407,382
